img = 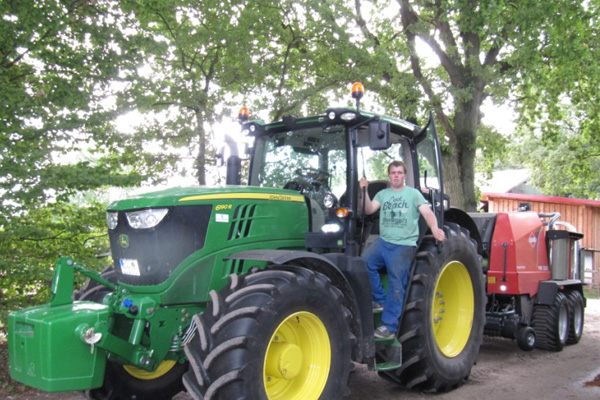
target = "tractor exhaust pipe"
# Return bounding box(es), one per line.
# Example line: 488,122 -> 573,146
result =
224,134 -> 241,185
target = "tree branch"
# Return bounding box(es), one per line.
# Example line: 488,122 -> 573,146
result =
399,0 -> 454,141
456,1 -> 480,62
354,0 -> 380,46
434,0 -> 462,64
398,0 -> 465,88
82,234 -> 108,246
154,9 -> 190,73
272,81 -> 339,121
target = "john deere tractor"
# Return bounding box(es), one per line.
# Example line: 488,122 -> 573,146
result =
8,85 -> 486,399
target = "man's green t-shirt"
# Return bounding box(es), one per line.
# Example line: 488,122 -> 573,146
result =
373,187 -> 428,246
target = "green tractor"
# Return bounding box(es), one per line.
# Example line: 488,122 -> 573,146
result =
8,85 -> 485,399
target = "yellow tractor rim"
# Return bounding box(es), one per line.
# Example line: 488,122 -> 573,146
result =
264,311 -> 331,400
432,260 -> 474,358
123,359 -> 177,380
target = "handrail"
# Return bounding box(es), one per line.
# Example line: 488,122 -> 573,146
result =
538,212 -> 561,230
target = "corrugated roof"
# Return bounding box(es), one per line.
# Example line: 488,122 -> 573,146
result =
476,169 -> 532,194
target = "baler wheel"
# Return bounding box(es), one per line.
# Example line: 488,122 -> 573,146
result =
183,266 -> 353,400
377,223 -> 485,392
566,290 -> 585,345
531,291 -> 570,351
516,326 -> 536,351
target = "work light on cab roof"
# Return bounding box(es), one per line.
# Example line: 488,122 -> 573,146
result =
238,106 -> 250,123
351,82 -> 364,99
328,82 -> 365,122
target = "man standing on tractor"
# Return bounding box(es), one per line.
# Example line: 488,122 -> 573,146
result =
360,160 -> 446,339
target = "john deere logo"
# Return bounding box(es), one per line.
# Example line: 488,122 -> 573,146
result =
119,234 -> 130,248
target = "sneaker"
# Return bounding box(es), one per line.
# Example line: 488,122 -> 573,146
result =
372,301 -> 384,311
374,326 -> 395,339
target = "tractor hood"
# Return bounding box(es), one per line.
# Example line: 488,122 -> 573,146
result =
105,185 -> 310,286
107,185 -> 306,211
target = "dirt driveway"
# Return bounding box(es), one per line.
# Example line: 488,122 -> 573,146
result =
6,299 -> 600,400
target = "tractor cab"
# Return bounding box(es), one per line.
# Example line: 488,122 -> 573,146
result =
235,86 -> 445,256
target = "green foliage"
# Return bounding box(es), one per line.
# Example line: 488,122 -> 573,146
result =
0,0 -> 156,212
508,1 -> 599,198
512,0 -> 600,122
476,124 -> 510,178
0,201 -> 110,331
347,0 -> 599,210
0,0 -> 151,325
510,106 -> 600,199
368,152 -> 393,181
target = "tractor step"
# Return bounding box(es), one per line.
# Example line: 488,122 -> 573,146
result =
374,336 -> 395,344
374,337 -> 402,370
375,361 -> 402,371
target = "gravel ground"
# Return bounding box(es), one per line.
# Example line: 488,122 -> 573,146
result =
5,299 -> 600,400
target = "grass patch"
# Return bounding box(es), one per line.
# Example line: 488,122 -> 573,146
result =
584,286 -> 600,299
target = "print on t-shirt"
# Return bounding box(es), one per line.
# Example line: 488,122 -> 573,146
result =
373,187 -> 427,246
381,195 -> 409,229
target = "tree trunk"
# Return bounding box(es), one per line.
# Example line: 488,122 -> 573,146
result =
442,150 -> 463,209
443,96 -> 482,212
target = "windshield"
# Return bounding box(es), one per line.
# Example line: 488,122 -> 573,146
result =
249,126 -> 347,231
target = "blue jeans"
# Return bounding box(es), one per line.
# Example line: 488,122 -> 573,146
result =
362,237 -> 416,333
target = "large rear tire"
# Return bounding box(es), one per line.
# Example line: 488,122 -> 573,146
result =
532,291 -> 570,351
183,266 -> 354,400
78,267 -> 187,400
378,223 -> 485,392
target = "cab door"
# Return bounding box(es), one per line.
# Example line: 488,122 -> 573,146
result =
414,113 -> 444,227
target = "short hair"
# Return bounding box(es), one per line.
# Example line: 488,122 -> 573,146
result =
387,160 -> 407,175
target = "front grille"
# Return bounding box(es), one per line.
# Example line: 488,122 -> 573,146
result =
109,205 -> 212,285
229,258 -> 246,275
227,204 -> 257,240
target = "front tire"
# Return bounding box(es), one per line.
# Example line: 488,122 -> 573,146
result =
74,265 -> 118,302
85,361 -> 188,400
378,223 -> 485,392
183,266 -> 354,400
78,267 -> 187,400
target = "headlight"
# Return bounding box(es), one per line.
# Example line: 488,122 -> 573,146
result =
106,212 -> 119,230
126,208 -> 169,229
340,112 -> 356,121
323,193 -> 337,209
322,223 -> 341,233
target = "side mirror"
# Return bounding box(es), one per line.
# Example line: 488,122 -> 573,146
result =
368,120 -> 391,150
